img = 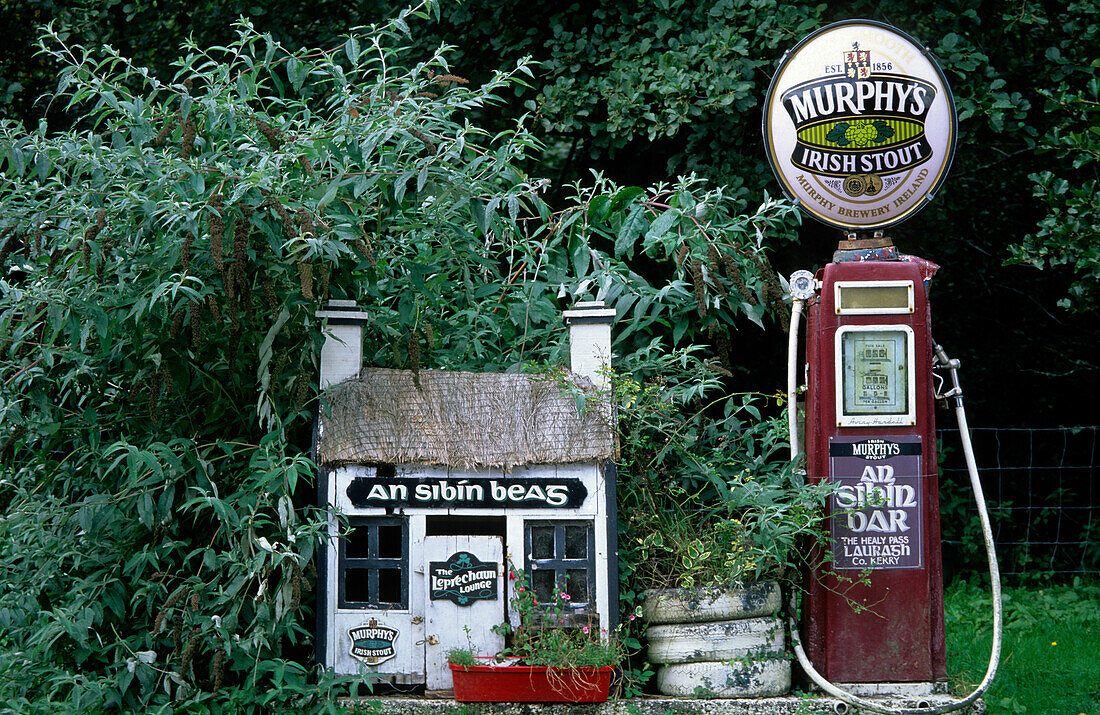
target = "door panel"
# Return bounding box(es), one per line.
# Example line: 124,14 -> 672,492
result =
423,535 -> 505,690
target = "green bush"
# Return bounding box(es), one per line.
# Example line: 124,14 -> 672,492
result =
0,4 -> 819,710
616,384 -> 835,590
0,5 -> 550,710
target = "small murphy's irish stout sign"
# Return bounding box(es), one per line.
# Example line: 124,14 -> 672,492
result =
348,620 -> 399,666
763,20 -> 956,230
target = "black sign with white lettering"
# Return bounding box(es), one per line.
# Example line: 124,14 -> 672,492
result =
345,477 -> 588,509
829,435 -> 923,570
830,438 -> 922,459
430,552 -> 498,605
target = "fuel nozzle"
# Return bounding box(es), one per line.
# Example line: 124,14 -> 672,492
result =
932,343 -> 963,403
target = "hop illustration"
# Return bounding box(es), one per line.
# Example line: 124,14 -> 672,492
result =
827,119 -> 895,148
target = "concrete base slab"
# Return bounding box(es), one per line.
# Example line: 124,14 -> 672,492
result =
832,681 -> 950,697
342,694 -> 984,714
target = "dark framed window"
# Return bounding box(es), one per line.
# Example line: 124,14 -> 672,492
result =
339,516 -> 408,609
523,520 -> 596,613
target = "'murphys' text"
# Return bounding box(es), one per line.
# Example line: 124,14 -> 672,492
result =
784,77 -> 934,125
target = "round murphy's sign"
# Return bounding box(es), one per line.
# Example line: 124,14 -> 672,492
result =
763,20 -> 956,231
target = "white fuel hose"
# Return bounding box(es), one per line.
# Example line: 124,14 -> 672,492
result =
787,299 -> 804,460
785,297 -> 1003,714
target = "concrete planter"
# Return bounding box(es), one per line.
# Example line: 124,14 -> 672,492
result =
643,582 -> 790,698
656,659 -> 791,698
646,617 -> 785,664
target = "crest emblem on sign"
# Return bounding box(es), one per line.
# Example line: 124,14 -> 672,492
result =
348,619 -> 399,666
844,45 -> 871,79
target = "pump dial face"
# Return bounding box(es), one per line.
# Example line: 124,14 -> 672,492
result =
763,20 -> 957,231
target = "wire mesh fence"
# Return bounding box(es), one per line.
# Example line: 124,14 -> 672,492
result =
938,426 -> 1099,580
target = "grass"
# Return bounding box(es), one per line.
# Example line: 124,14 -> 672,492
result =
945,578 -> 1100,714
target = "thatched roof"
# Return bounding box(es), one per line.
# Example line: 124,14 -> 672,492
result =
316,368 -> 617,470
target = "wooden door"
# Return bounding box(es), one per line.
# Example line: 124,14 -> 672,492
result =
422,535 -> 505,690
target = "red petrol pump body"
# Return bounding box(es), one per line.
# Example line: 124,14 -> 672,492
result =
802,257 -> 946,683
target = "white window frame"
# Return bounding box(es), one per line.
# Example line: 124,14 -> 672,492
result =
835,324 -> 917,427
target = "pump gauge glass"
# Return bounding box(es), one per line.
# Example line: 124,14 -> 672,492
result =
835,325 -> 916,426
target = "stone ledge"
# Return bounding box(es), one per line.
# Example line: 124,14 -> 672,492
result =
342,695 -> 985,714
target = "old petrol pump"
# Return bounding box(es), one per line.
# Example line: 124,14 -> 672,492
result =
763,21 -> 1003,713
795,254 -> 944,686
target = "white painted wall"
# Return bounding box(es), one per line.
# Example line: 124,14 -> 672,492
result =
316,300 -> 369,389
325,461 -> 612,680
563,301 -> 617,392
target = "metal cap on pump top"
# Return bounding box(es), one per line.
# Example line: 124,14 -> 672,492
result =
790,270 -> 817,300
762,20 -> 957,232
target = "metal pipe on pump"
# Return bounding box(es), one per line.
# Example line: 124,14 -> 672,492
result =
763,20 -> 1003,713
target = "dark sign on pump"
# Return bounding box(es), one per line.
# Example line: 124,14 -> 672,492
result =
829,436 -> 923,570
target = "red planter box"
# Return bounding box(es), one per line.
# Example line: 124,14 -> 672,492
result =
449,663 -> 613,702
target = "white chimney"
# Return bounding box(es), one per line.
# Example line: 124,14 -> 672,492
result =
562,300 -> 617,392
315,299 -> 370,389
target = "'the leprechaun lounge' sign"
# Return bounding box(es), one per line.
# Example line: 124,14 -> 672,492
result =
763,20 -> 956,231
430,551 -> 499,605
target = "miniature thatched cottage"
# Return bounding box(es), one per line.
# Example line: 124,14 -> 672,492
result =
314,300 -> 619,689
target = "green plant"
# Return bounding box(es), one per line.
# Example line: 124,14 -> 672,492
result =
445,648 -> 477,669
1,2 -> 811,709
616,382 -> 837,591
0,4 -> 553,711
492,569 -> 628,670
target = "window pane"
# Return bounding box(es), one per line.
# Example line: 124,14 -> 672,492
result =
344,527 -> 372,559
531,569 -> 555,603
566,569 -> 589,603
377,524 -> 403,559
377,568 -> 402,604
564,526 -> 588,559
530,526 -> 554,560
344,568 -> 372,603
